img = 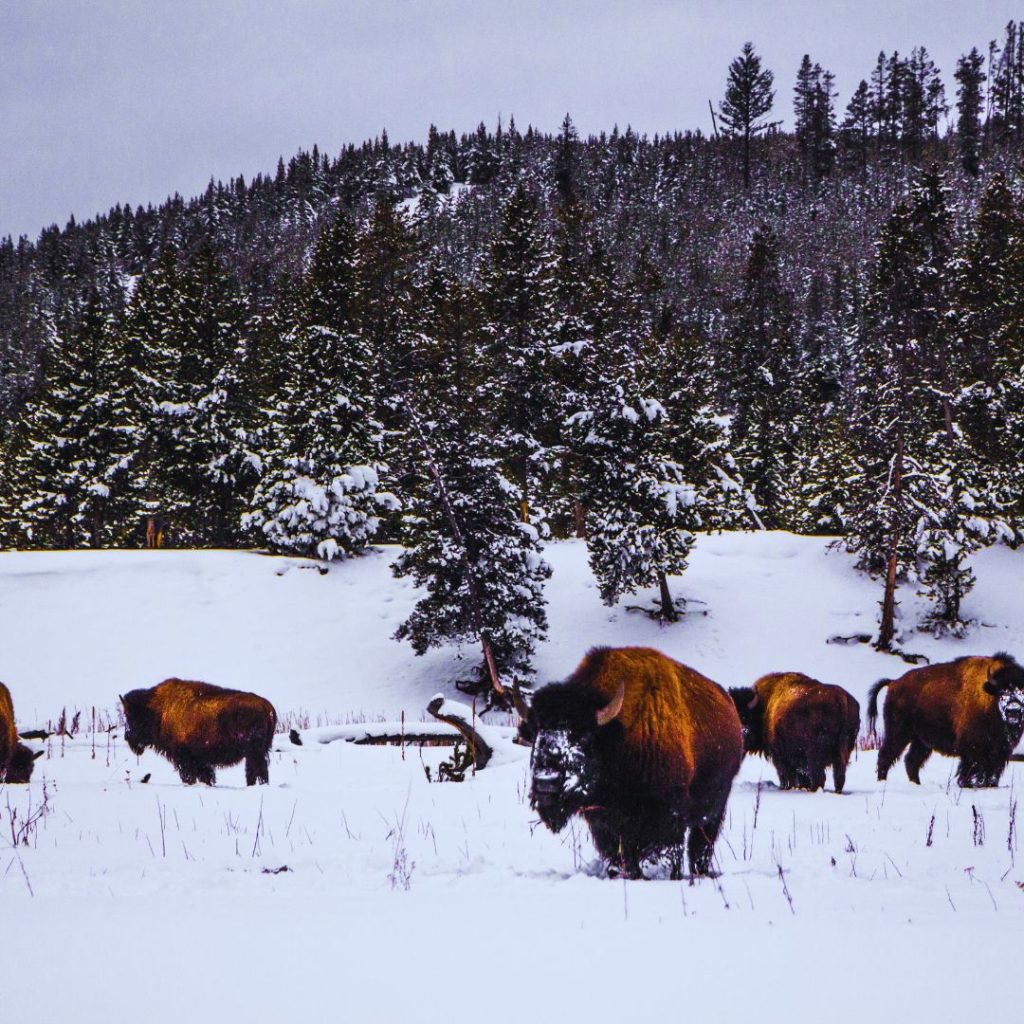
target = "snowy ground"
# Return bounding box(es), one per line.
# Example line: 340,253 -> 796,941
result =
2,534 -> 1023,1022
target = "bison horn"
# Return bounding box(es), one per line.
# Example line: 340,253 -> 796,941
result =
747,692 -> 760,710
32,750 -> 44,761
595,681 -> 626,727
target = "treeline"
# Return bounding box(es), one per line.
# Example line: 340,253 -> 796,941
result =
2,28 -> 1024,688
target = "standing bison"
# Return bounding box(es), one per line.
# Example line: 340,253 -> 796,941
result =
869,653 -> 1024,787
524,646 -> 743,879
729,673 -> 860,793
120,680 -> 277,786
0,682 -> 42,783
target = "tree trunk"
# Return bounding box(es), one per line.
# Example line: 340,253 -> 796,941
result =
877,438 -> 905,650
658,572 -> 678,623
426,696 -> 493,770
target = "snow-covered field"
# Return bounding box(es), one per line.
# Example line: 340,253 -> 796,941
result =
2,534 -> 1023,1022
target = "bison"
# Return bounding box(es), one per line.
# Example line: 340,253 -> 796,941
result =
868,653 -> 1024,788
120,679 -> 277,786
0,682 -> 42,783
729,673 -> 860,793
524,646 -> 743,879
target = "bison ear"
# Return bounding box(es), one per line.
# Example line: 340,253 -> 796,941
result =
595,680 -> 626,727
747,692 -> 760,710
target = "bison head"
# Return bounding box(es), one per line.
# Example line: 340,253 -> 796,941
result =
5,743 -> 42,783
120,691 -> 154,756
728,687 -> 765,754
984,655 -> 1024,744
527,680 -> 625,834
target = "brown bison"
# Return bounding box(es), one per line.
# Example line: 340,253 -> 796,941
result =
524,646 -> 743,879
0,682 -> 42,783
868,653 -> 1024,788
120,679 -> 277,786
729,673 -> 860,793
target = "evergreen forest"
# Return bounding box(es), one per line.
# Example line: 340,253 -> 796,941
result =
4,28 -> 1024,689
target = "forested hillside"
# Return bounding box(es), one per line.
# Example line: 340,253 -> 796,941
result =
3,29 -> 1024,683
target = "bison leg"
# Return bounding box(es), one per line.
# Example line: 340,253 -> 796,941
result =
245,751 -> 270,786
876,727 -> 910,782
687,791 -> 729,878
196,763 -> 216,786
833,753 -> 850,794
903,740 -> 932,785
957,752 -> 1004,788
176,758 -> 199,785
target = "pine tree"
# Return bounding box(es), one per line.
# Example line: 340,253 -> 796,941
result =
794,56 -> 836,178
842,79 -> 874,177
391,404 -> 550,695
245,212 -> 393,560
846,171 -> 984,644
955,48 -> 986,175
5,293 -> 137,547
719,42 -> 777,188
728,225 -> 798,528
479,184 -> 559,522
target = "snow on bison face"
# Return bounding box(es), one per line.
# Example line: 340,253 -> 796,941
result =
984,659 -> 1024,746
528,682 -> 625,835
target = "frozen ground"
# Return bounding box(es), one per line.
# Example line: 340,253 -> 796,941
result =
1,534 -> 1022,1022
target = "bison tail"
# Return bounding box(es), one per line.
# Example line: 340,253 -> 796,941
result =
866,679 -> 890,736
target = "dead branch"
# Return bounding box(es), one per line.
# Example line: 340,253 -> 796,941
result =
426,696 -> 493,769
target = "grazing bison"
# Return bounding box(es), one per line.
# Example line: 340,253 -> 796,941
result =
868,653 -> 1024,788
120,679 -> 277,786
729,673 -> 860,793
0,682 -> 42,783
524,646 -> 743,879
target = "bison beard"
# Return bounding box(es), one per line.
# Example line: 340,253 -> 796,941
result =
729,673 -> 860,793
526,647 -> 743,880
869,653 -> 1024,788
0,681 -> 41,784
120,679 -> 277,786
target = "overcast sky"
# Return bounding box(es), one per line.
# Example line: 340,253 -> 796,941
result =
1,1 -> 1020,240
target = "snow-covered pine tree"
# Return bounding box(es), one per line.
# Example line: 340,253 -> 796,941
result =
123,241 -> 251,545
478,183 -> 559,525
728,224 -> 799,529
569,294 -> 744,621
391,404 -> 550,695
7,291 -> 137,547
846,170 -> 999,642
246,210 -> 393,560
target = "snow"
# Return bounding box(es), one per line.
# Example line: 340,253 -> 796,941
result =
2,533 -> 1024,1020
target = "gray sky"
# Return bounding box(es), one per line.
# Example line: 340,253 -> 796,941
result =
1,0 -> 1020,240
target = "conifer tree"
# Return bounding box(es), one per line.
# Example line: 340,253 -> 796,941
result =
719,42 -> 776,188
955,48 -> 986,175
5,294 -> 136,546
728,225 -> 798,528
392,403 -> 550,695
842,80 -> 874,177
246,212 -> 393,560
479,183 -> 559,523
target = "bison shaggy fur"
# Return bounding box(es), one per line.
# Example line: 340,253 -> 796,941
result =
526,646 -> 743,879
729,673 -> 860,793
868,653 -> 1024,788
121,679 -> 277,786
0,682 -> 41,783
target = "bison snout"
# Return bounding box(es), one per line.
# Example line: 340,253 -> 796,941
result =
532,773 -> 564,796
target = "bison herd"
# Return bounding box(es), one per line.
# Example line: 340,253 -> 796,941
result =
3,647 -> 1024,881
